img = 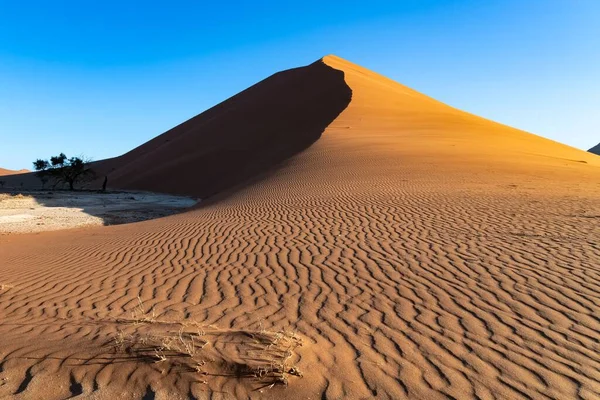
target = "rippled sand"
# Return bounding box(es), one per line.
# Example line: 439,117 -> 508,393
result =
1,56 -> 599,399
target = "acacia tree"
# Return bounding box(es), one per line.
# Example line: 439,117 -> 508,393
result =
33,153 -> 95,190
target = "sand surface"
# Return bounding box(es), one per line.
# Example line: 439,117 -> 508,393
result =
0,191 -> 197,233
0,169 -> 28,177
1,56 -> 600,399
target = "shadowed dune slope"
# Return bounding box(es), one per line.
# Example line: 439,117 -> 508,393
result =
1,56 -> 600,399
589,142 -> 600,155
93,59 -> 352,198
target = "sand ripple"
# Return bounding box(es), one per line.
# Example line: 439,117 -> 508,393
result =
1,56 -> 599,399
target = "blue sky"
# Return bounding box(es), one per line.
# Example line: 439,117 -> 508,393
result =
1,0 -> 599,170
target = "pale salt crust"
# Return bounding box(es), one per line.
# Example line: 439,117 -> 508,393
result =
0,191 -> 197,233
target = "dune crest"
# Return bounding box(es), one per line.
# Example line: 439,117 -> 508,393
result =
1,56 -> 599,399
92,59 -> 352,198
322,54 -> 600,169
0,168 -> 29,176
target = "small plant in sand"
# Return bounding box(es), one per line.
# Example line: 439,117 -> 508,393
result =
245,329 -> 303,387
129,296 -> 158,324
33,153 -> 95,190
112,325 -> 210,379
110,298 -> 303,390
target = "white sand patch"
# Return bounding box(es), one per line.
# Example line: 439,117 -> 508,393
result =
0,214 -> 36,223
0,191 -> 198,234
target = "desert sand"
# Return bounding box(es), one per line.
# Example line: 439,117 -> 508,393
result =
0,55 -> 599,399
0,169 -> 28,177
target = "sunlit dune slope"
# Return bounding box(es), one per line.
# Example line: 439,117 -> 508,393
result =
0,168 -> 29,176
321,55 -> 600,172
1,56 -> 599,400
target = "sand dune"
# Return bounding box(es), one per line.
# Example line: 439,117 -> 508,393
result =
92,59 -> 352,198
1,56 -> 599,399
589,142 -> 600,155
0,168 -> 28,177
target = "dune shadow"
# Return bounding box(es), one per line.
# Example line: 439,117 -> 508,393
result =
91,58 -> 352,200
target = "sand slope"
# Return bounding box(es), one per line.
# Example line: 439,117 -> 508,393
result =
92,59 -> 351,198
1,56 -> 600,399
0,168 -> 28,177
589,142 -> 600,155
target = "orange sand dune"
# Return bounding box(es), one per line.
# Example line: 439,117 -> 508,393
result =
1,56 -> 599,399
93,60 -> 351,198
0,168 -> 28,177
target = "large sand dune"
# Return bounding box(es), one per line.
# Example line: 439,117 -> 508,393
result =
92,59 -> 352,198
589,142 -> 600,155
1,56 -> 599,399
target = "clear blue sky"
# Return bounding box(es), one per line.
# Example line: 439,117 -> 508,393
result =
1,0 -> 599,170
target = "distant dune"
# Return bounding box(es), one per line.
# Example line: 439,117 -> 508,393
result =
589,142 -> 600,155
0,168 -> 29,176
1,56 -> 599,399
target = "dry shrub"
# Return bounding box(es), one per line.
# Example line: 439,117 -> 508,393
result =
110,299 -> 303,390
